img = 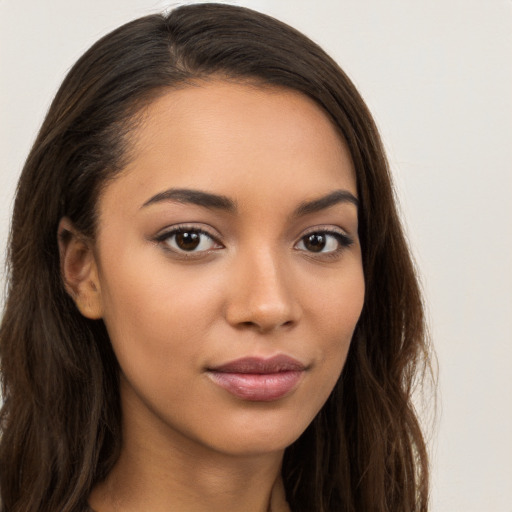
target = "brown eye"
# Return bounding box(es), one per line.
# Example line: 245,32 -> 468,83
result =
295,231 -> 352,254
303,233 -> 327,252
158,228 -> 219,253
175,231 -> 201,251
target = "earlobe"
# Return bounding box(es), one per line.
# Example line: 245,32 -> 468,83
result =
57,217 -> 103,319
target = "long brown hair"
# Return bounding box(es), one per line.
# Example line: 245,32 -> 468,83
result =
0,4 -> 432,511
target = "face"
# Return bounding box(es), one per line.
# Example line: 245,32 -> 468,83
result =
85,81 -> 364,456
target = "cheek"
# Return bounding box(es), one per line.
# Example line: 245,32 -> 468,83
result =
96,249 -> 225,381
99,229 -> 220,325
311,262 -> 365,343
98,268 -> 219,420
324,273 -> 364,366
302,262 -> 364,395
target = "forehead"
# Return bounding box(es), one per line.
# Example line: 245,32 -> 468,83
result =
100,80 -> 356,216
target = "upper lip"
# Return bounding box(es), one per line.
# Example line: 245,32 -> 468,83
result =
208,355 -> 305,374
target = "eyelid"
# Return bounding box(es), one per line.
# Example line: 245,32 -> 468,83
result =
298,225 -> 353,241
153,223 -> 224,255
294,225 -> 354,255
154,223 -> 222,240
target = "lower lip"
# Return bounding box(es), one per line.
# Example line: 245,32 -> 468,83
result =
207,371 -> 303,401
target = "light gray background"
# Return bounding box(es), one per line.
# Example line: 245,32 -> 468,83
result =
1,1 -> 511,510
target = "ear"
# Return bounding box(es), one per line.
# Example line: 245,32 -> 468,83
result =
57,217 -> 103,319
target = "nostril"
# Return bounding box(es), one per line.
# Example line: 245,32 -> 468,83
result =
234,319 -> 295,332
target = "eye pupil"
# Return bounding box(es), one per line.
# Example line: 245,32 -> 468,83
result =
176,231 -> 201,251
304,233 -> 326,252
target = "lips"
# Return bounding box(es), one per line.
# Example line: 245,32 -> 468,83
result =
207,355 -> 305,402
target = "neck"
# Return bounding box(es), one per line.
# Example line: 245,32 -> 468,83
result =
89,382 -> 290,512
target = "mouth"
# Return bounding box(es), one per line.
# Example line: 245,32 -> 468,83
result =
206,355 -> 306,402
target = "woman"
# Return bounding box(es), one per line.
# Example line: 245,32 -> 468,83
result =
0,4 -> 431,511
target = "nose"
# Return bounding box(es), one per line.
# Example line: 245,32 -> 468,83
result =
224,248 -> 301,333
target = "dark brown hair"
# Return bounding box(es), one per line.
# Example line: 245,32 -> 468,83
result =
0,4 -> 432,511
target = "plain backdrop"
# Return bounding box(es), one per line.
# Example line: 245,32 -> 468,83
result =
1,1 -> 511,510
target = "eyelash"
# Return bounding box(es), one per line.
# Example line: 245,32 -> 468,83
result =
154,226 -> 222,257
295,229 -> 353,258
154,225 -> 353,259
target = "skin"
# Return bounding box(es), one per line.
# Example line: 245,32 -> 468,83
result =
60,81 -> 365,512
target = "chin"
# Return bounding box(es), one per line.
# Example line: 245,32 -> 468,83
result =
192,409 -> 313,458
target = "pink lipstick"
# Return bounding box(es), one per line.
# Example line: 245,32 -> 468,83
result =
207,355 -> 305,401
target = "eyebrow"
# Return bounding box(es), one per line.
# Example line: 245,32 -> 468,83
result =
293,190 -> 359,216
141,187 -> 358,216
141,188 -> 236,211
